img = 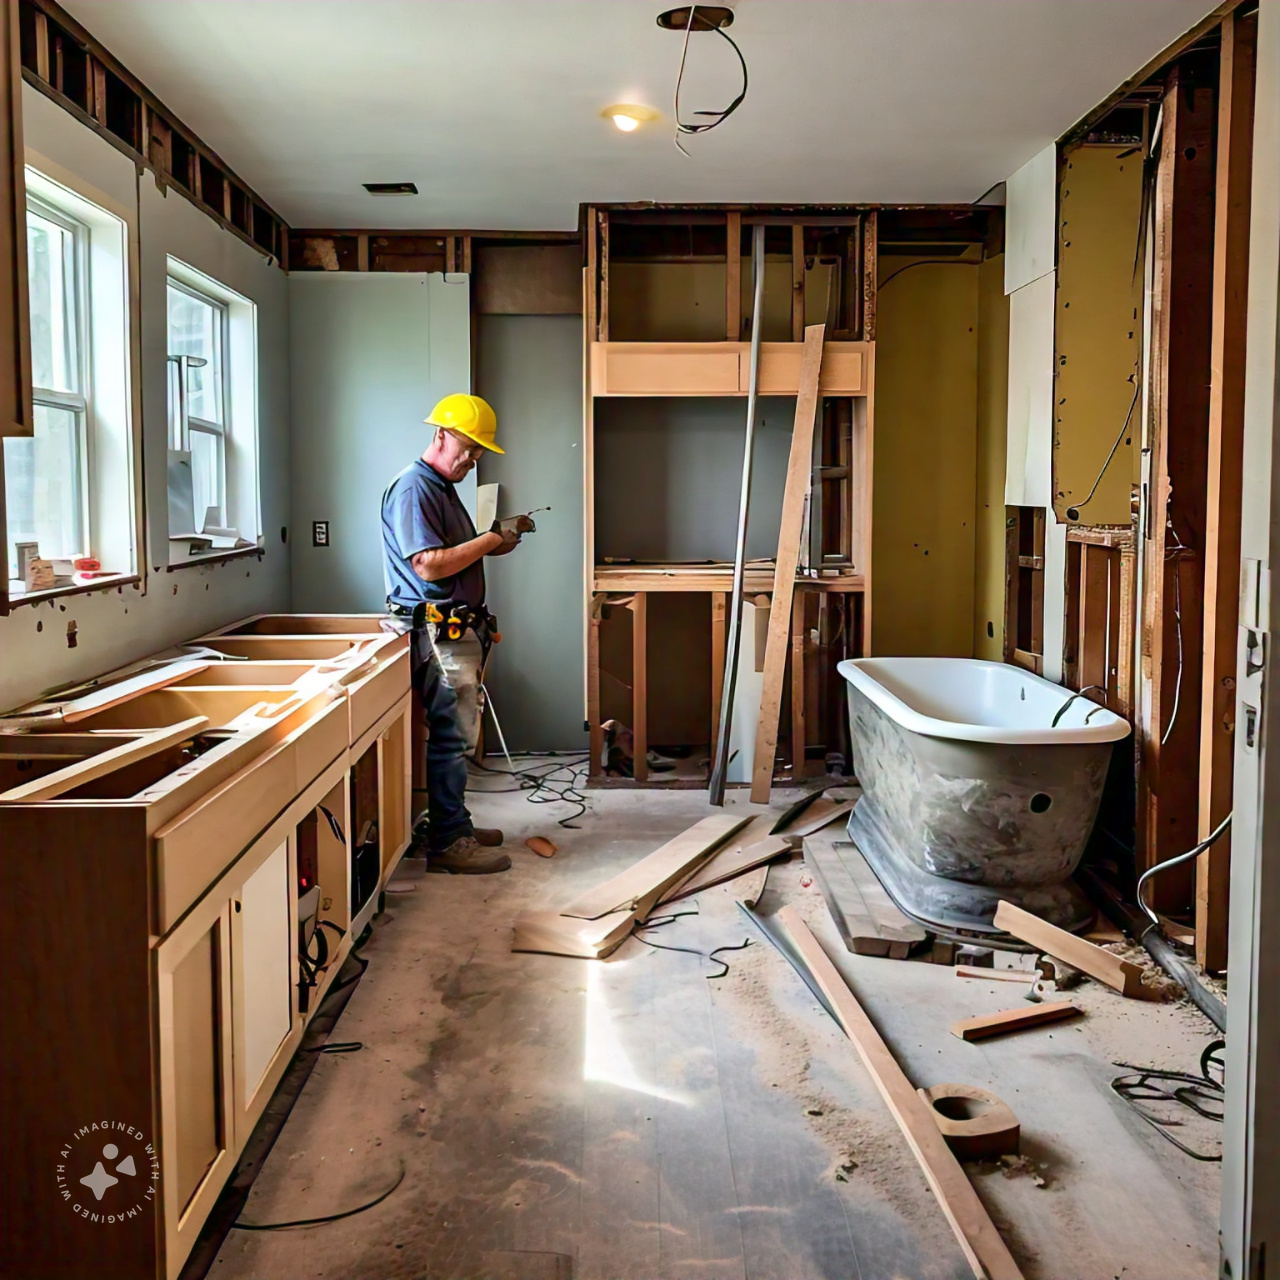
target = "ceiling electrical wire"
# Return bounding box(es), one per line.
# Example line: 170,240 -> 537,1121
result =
672,5 -> 749,156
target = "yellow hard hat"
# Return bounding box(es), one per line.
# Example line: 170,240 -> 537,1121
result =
425,393 -> 504,454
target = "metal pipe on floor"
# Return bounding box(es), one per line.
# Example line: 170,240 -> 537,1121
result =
709,223 -> 766,804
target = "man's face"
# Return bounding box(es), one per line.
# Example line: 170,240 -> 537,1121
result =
432,429 -> 484,482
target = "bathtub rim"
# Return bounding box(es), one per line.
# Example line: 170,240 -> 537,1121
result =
838,657 -> 1131,745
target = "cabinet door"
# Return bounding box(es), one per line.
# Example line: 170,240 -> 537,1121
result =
157,896 -> 234,1279
231,835 -> 300,1137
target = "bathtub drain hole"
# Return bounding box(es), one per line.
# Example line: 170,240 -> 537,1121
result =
1029,793 -> 1053,814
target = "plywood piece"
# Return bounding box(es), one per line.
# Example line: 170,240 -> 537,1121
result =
779,796 -> 854,839
236,840 -> 293,1099
6,660 -> 211,725
752,325 -> 825,802
660,832 -> 791,904
775,906 -> 1023,1280
0,717 -> 208,802
512,908 -> 635,959
994,899 -> 1144,997
600,346 -> 741,394
559,812 -> 752,920
950,1001 -> 1082,1042
805,832 -> 925,957
756,344 -> 864,395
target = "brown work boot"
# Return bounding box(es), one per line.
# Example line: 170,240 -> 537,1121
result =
473,827 -> 505,847
427,835 -> 512,875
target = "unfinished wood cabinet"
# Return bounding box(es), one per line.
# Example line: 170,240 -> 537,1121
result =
0,614 -> 413,1280
584,206 -> 875,786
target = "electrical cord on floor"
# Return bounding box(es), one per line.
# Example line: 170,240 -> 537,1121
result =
467,753 -> 591,828
634,907 -> 755,980
1110,1040 -> 1225,1161
232,1161 -> 406,1231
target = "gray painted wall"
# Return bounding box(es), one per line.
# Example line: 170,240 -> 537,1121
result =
593,397 -> 795,563
475,315 -> 587,753
288,273 -> 471,613
1,87 -> 291,711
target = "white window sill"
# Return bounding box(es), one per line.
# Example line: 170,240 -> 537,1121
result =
165,544 -> 265,571
6,572 -> 141,609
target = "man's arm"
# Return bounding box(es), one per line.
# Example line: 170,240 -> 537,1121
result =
410,528 -> 514,582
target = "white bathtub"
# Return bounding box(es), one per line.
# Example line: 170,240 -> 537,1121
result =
837,657 -> 1131,933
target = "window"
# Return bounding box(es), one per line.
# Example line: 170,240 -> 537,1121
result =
165,260 -> 259,559
4,200 -> 89,576
167,280 -> 229,533
5,166 -> 134,598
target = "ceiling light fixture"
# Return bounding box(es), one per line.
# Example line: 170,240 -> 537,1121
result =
658,4 -> 748,156
602,104 -> 659,132
362,181 -> 418,196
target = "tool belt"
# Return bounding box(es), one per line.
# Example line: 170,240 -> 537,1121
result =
387,599 -> 501,649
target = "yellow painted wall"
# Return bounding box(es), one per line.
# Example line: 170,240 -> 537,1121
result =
975,254 -> 1010,659
1054,145 -> 1144,524
872,259 -> 980,657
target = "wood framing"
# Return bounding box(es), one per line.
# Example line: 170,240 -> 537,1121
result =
1064,527 -> 1136,716
775,907 -> 1023,1280
1141,62 -> 1217,907
1,0 -> 30,446
751,325 -> 826,801
725,210 -> 741,339
1197,7 -> 1257,973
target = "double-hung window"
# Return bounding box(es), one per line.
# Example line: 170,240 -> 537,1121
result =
167,279 -> 230,533
5,198 -> 90,576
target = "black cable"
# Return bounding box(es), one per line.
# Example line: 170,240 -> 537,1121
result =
1110,1040 -> 1225,1161
467,754 -> 590,828
635,908 -> 754,980
232,1161 -> 405,1231
1068,379 -> 1140,518
306,1041 -> 363,1055
673,6 -> 749,153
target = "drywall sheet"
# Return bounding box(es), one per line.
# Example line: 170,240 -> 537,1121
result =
592,396 -> 795,563
474,314 -> 587,751
975,255 -> 1011,659
1005,144 -> 1058,293
1005,271 -> 1057,508
1054,145 -> 1144,525
1,87 -> 290,712
872,259 -> 979,658
288,273 -> 470,613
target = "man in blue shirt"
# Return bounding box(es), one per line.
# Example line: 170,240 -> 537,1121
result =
382,394 -> 527,874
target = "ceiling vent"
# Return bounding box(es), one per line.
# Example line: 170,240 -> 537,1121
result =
362,182 -> 418,196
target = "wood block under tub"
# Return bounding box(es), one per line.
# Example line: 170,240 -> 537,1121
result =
805,831 -> 927,958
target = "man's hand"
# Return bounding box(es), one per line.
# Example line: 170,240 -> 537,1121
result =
492,514 -> 536,537
491,522 -> 522,551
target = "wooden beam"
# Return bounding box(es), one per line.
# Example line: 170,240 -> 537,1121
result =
993,900 -> 1146,998
597,209 -> 609,342
775,907 -> 1024,1280
950,1001 -> 1082,1042
751,325 -> 825,802
790,590 -> 807,779
0,0 -> 31,442
791,224 -> 805,342
1078,544 -> 1111,694
710,591 -> 727,749
356,234 -> 369,272
725,210 -> 741,340
1197,7 -> 1256,973
862,211 -> 877,341
587,594 -> 604,781
629,592 -> 647,783
1141,65 -> 1216,907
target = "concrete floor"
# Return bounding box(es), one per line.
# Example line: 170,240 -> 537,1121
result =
210,769 -> 1222,1280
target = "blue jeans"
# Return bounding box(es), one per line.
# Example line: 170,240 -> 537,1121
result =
411,630 -> 474,852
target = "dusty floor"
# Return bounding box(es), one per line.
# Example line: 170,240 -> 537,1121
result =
210,768 -> 1222,1280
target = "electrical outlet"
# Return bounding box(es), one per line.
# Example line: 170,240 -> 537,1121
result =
312,520 -> 330,547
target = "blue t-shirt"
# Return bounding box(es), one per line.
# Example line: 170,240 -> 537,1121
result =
381,459 -> 484,609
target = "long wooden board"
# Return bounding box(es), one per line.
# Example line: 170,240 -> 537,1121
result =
779,796 -> 853,842
559,813 -> 751,921
994,899 -> 1145,998
950,1001 -> 1082,1042
512,908 -> 636,960
0,717 -> 209,802
775,906 -> 1023,1280
750,325 -> 826,803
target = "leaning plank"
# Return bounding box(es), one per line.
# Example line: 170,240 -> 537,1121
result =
750,324 -> 826,803
806,831 -> 925,957
513,908 -> 635,959
994,899 -> 1145,998
0,717 -> 210,802
775,906 -> 1024,1280
661,834 -> 791,904
780,796 -> 853,842
559,812 -> 752,920
950,1001 -> 1082,1042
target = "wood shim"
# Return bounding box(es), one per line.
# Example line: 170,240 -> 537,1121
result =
950,1001 -> 1082,1042
775,906 -> 1024,1280
750,324 -> 826,803
559,812 -> 752,921
512,909 -> 635,960
994,899 -> 1146,998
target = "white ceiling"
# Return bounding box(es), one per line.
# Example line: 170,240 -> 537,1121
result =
62,0 -> 1215,230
